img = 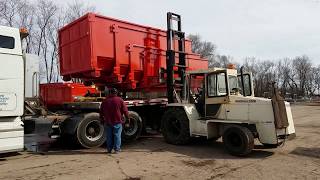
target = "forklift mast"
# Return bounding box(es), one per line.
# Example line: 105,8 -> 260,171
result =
166,12 -> 187,103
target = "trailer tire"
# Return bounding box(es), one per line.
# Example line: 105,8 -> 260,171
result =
161,108 -> 190,145
122,111 -> 143,142
222,125 -> 254,156
76,113 -> 105,148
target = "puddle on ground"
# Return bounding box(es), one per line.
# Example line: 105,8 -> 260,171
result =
24,119 -> 57,153
24,134 -> 56,152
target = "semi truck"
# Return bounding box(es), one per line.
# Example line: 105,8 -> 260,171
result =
0,26 -> 31,153
0,12 -> 295,156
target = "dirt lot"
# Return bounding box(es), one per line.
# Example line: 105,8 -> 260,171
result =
0,105 -> 319,180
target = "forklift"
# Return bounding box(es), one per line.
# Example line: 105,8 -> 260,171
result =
161,12 -> 296,156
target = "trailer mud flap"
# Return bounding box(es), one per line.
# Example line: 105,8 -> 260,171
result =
271,92 -> 289,129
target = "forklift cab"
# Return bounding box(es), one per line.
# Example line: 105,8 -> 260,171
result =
186,67 -> 253,118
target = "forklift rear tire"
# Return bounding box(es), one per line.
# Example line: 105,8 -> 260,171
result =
76,113 -> 106,148
161,108 -> 190,145
222,125 -> 254,156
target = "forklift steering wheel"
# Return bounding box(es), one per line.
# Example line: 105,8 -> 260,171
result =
231,88 -> 240,95
194,87 -> 203,102
197,87 -> 203,94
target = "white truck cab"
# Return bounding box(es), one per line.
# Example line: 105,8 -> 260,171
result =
0,26 -> 25,153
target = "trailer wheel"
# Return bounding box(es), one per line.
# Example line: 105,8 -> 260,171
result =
122,111 -> 143,142
222,125 -> 254,156
161,108 -> 190,145
76,113 -> 105,148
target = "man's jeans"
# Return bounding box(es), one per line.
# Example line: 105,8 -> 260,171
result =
105,123 -> 122,152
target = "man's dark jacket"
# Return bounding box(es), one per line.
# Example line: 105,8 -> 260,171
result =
100,95 -> 129,126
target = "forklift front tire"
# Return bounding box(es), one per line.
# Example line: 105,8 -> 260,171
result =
161,108 -> 190,145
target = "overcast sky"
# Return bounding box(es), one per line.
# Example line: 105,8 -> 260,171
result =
60,0 -> 320,64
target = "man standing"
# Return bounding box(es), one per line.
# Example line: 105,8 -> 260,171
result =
100,88 -> 129,153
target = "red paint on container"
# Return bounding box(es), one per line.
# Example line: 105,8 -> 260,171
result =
59,13 -> 208,91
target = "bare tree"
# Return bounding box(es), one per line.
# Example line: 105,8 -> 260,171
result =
16,0 -> 35,53
0,0 -> 5,18
65,0 -> 95,23
306,67 -> 317,96
2,0 -> 319,95
188,34 -> 202,53
211,55 -> 236,68
47,10 -> 67,82
0,0 -> 21,26
246,59 -> 276,97
314,65 -> 320,95
188,34 -> 216,65
292,55 -> 312,97
34,0 -> 58,82
31,0 -> 95,83
277,58 -> 294,97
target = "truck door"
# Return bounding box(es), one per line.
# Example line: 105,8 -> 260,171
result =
205,70 -> 229,118
0,27 -> 24,117
237,72 -> 253,97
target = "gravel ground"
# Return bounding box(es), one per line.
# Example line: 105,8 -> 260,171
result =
0,105 -> 319,180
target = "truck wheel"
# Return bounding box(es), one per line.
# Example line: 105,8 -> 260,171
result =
222,125 -> 254,156
122,111 -> 142,142
161,108 -> 190,145
76,113 -> 106,148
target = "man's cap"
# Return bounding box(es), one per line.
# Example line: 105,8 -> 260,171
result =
109,88 -> 118,95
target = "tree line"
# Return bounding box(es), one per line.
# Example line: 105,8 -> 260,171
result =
188,35 -> 320,98
1,0 -> 319,98
0,0 -> 95,83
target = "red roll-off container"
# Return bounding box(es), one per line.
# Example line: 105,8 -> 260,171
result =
40,83 -> 97,107
59,13 -> 208,91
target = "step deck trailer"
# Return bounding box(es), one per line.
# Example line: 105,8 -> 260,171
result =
39,83 -> 170,148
